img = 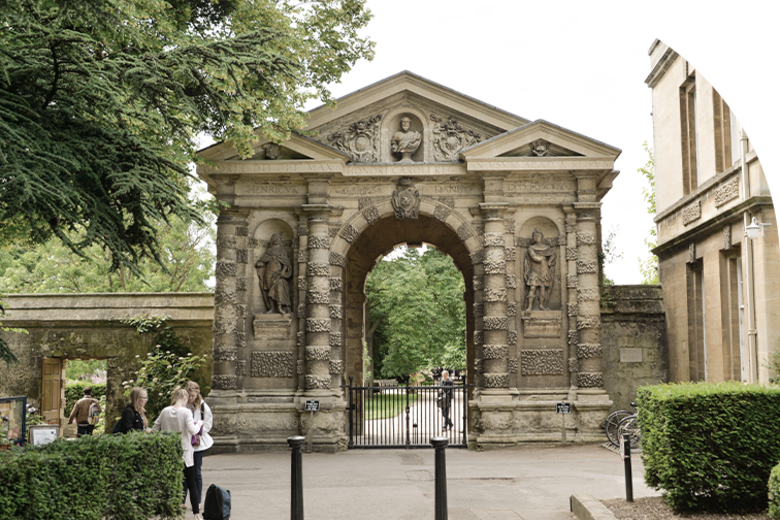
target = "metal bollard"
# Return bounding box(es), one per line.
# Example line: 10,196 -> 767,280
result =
431,436 -> 449,520
621,433 -> 633,502
288,436 -> 306,520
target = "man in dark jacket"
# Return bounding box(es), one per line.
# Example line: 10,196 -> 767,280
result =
439,370 -> 455,431
68,387 -> 101,437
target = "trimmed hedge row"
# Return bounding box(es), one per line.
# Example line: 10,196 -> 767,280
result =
0,431 -> 184,520
65,382 -> 107,417
637,381 -> 780,512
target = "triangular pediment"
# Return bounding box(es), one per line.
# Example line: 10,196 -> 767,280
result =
199,132 -> 350,162
459,120 -> 621,160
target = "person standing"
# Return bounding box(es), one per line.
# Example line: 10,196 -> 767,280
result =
154,387 -> 204,520
439,370 -> 455,431
184,381 -> 213,510
120,387 -> 148,433
67,387 -> 101,437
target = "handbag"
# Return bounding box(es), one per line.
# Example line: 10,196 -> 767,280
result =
191,403 -> 205,446
436,396 -> 444,409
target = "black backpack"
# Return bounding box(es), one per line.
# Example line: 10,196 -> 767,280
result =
203,484 -> 231,520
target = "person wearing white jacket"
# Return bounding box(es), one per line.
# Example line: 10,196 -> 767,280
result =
185,381 -> 213,509
153,387 -> 204,520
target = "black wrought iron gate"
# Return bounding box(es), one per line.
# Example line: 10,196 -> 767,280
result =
345,378 -> 468,449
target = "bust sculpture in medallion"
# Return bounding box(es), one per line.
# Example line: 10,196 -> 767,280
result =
255,233 -> 292,314
523,230 -> 557,311
390,116 -> 421,163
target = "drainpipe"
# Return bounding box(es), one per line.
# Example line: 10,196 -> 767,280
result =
741,129 -> 758,382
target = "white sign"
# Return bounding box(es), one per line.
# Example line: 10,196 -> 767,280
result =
29,425 -> 59,446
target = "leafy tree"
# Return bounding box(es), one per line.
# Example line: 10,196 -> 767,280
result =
366,248 -> 466,379
0,0 -> 374,270
0,211 -> 215,293
638,142 -> 659,284
601,225 -> 622,286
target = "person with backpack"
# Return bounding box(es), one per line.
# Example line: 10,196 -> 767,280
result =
184,381 -> 213,511
153,387 -> 204,520
67,387 -> 101,437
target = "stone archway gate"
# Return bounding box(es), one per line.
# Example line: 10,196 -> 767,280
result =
198,71 -> 621,452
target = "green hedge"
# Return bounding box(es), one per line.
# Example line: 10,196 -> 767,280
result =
0,431 -> 184,520
770,462 -> 780,519
65,382 -> 107,417
637,381 -> 780,512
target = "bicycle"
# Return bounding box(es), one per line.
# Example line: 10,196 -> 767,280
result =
604,402 -> 636,447
616,413 -> 641,450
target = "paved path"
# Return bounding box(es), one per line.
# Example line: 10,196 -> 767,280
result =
200,443 -> 659,520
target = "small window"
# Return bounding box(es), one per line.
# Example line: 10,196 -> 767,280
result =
713,89 -> 733,174
680,74 -> 698,195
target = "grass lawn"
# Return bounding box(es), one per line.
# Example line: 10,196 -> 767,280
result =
365,393 -> 419,420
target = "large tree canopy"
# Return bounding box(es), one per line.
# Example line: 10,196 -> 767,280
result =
0,0 -> 374,269
366,248 -> 466,379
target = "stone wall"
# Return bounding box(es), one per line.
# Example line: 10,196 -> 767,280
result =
601,285 -> 668,411
0,293 -> 214,432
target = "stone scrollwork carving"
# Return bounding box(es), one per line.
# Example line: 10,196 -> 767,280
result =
523,230 -> 557,311
482,373 -> 510,388
520,349 -> 564,375
255,233 -> 292,314
577,344 -> 603,358
305,375 -> 331,390
306,319 -> 331,332
251,351 -> 294,378
392,178 -> 420,220
576,260 -> 598,274
212,375 -> 238,390
577,372 -> 603,388
682,200 -> 702,226
483,344 -> 509,360
430,114 -> 481,161
327,114 -> 382,163
391,116 -> 422,163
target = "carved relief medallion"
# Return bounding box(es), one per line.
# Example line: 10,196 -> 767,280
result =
391,178 -> 420,220
327,115 -> 382,163
430,114 -> 481,161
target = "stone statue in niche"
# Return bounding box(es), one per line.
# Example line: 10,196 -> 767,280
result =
523,230 -> 557,311
255,233 -> 292,314
391,177 -> 420,220
390,116 -> 421,163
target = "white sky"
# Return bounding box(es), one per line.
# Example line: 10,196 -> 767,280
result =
298,0 -> 780,284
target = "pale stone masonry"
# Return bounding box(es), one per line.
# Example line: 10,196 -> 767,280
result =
647,40 -> 779,384
197,71 -> 622,450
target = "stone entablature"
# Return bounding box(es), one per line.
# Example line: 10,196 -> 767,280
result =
197,71 -> 621,451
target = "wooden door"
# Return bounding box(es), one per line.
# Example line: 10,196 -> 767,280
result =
41,358 -> 65,427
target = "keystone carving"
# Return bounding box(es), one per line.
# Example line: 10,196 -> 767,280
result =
339,225 -> 359,243
392,178 -> 420,220
327,114 -> 382,163
430,114 -> 481,161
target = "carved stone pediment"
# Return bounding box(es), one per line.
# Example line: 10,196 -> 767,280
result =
498,140 -> 582,158
430,114 -> 482,161
326,114 -> 382,163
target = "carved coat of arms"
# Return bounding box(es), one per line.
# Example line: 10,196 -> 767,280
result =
430,115 -> 481,162
327,115 -> 381,163
391,179 -> 420,220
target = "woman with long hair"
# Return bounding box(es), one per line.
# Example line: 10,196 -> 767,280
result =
120,387 -> 148,433
183,381 -> 213,510
153,387 -> 204,520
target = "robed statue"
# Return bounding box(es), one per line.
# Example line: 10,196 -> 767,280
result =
523,230 -> 557,311
255,233 -> 292,314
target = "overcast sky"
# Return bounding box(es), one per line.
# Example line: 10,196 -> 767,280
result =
298,0 -> 779,284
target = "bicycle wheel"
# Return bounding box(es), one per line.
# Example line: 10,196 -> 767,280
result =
616,415 -> 641,450
605,410 -> 632,447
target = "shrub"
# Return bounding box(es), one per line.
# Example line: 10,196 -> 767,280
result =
0,431 -> 183,520
638,381 -> 780,512
770,462 -> 780,519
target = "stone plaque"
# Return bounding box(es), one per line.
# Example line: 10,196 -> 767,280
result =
619,348 -> 643,363
520,311 -> 562,338
253,314 -> 293,340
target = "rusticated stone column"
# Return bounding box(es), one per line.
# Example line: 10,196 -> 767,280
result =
212,210 -> 249,391
479,202 -> 510,391
563,207 -> 579,388
574,174 -> 604,390
302,204 -> 332,393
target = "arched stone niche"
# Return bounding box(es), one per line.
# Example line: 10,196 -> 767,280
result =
252,219 -> 295,315
381,108 -> 426,163
517,217 -> 562,312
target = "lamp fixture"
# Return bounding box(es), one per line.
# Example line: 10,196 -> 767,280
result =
745,217 -> 772,240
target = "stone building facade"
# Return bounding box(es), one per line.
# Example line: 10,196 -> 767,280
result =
197,72 -> 623,450
647,41 -> 779,383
